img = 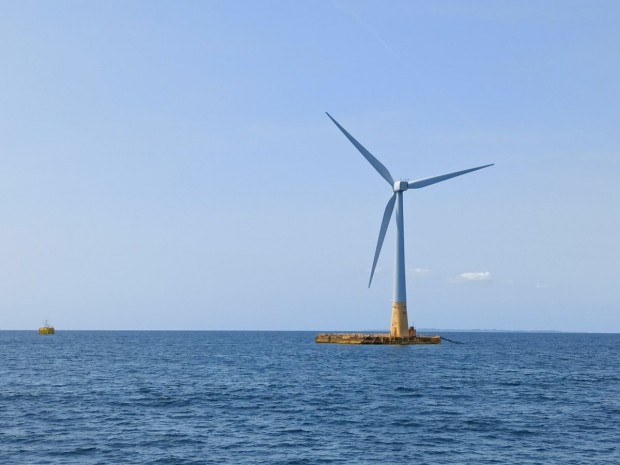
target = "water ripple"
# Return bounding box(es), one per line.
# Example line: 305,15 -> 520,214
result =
1,331 -> 619,464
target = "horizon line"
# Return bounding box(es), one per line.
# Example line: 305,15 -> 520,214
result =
2,328 -> 619,334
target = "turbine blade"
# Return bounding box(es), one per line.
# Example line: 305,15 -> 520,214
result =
369,193 -> 396,287
326,112 -> 394,185
408,164 -> 494,189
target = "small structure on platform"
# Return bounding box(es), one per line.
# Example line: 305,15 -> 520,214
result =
319,114 -> 493,345
38,320 -> 55,335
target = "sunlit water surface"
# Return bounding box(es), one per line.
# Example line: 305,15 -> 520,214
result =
1,331 -> 618,464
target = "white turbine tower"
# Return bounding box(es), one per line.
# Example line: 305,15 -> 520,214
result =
327,113 -> 493,337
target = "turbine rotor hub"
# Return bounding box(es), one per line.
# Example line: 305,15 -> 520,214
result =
393,181 -> 408,192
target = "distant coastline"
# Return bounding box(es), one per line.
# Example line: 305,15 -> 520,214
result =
419,328 -> 565,333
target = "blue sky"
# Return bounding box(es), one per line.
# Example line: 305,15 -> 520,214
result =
1,1 -> 619,331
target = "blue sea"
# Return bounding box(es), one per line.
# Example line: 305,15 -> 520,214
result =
1,331 -> 618,464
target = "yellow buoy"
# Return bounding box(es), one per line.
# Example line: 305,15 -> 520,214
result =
38,320 -> 55,335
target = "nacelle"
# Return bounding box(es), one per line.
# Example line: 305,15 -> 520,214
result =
393,181 -> 408,192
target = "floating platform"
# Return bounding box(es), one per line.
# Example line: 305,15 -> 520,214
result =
315,333 -> 441,345
38,321 -> 55,335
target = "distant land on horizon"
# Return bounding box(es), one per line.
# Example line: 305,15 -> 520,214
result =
334,328 -> 615,334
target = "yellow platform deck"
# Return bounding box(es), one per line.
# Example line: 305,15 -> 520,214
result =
315,333 -> 440,345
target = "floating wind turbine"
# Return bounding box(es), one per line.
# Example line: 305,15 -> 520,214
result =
326,113 -> 493,337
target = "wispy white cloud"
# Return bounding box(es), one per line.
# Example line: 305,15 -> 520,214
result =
458,271 -> 492,282
410,267 -> 431,277
332,0 -> 494,141
535,283 -> 550,289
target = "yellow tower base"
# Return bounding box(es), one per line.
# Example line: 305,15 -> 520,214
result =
390,301 -> 409,337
